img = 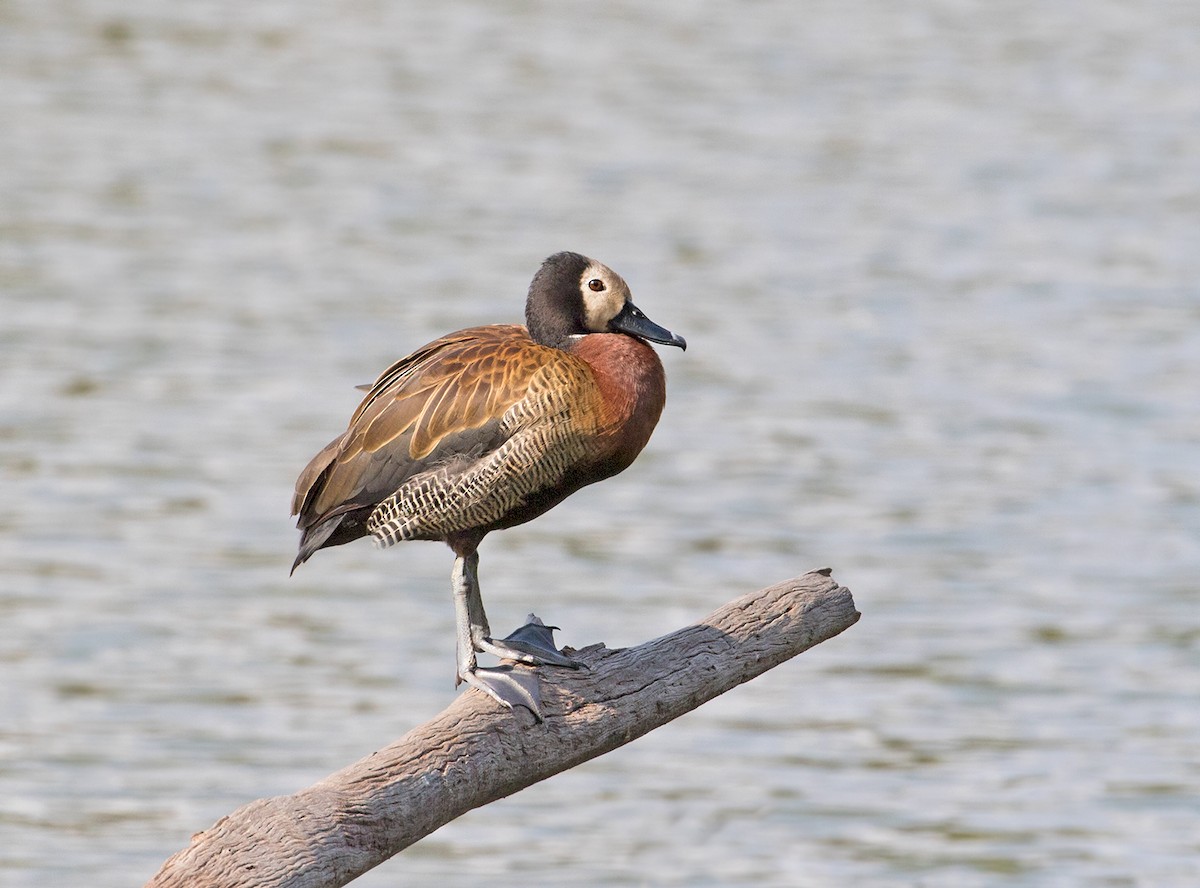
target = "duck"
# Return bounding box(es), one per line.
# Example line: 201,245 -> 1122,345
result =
291,251 -> 686,718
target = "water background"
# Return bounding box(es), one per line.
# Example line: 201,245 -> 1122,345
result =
2,1 -> 1198,885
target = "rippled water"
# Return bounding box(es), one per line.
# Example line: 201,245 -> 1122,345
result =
2,1 -> 1198,885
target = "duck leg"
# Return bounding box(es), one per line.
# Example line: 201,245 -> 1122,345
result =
450,552 -> 581,719
461,551 -> 581,668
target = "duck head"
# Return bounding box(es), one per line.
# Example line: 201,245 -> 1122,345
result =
526,251 -> 687,352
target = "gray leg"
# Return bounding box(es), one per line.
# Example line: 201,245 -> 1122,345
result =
451,553 -> 481,681
450,553 -> 544,718
459,551 -> 493,651
463,553 -> 581,668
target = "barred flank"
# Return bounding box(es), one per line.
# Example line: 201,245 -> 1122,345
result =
367,367 -> 599,546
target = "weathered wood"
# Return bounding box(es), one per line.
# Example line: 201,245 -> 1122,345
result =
147,569 -> 859,888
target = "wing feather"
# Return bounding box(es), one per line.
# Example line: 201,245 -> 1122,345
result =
292,325 -> 555,532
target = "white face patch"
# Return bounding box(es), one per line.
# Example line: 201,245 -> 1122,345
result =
579,261 -> 632,332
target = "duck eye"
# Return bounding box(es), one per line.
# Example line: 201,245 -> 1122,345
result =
587,279 -> 605,292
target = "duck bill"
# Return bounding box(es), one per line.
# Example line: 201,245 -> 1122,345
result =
609,302 -> 687,350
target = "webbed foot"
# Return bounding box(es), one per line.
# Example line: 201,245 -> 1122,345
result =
477,614 -> 586,669
458,665 -> 544,720
457,616 -> 586,721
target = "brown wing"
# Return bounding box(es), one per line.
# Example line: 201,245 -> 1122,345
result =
291,325 -> 584,568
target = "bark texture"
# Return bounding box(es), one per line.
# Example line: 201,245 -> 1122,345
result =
147,569 -> 859,888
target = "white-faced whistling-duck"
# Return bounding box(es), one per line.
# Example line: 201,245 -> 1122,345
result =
291,251 -> 686,718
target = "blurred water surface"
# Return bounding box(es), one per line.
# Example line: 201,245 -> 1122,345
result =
2,1 -> 1198,885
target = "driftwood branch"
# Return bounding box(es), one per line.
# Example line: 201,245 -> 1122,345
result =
147,568 -> 859,888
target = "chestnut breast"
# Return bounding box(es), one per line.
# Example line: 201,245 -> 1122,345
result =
568,332 -> 667,481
